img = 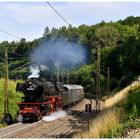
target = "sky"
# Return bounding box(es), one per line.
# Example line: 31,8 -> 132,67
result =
0,1 -> 140,42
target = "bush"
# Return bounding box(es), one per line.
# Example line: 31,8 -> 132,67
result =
119,74 -> 135,89
0,79 -> 22,124
110,78 -> 118,91
128,104 -> 138,121
124,88 -> 140,116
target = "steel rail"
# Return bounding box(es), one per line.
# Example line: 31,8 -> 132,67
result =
32,109 -> 84,138
1,120 -> 42,138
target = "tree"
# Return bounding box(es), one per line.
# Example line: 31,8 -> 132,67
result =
118,16 -> 140,26
43,26 -> 50,37
93,24 -> 120,48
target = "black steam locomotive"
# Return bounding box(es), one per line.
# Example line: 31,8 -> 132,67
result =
16,78 -> 61,102
16,77 -> 84,122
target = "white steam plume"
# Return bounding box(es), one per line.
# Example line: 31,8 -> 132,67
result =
17,114 -> 23,122
42,110 -> 67,122
28,66 -> 40,79
40,65 -> 48,71
29,38 -> 88,73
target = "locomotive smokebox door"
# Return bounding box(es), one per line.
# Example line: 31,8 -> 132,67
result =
1,113 -> 12,125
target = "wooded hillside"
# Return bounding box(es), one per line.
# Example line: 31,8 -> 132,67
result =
0,16 -> 140,95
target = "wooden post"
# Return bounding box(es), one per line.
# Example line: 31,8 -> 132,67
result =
61,72 -> 63,84
96,45 -> 100,111
57,63 -> 59,83
66,71 -> 69,84
4,46 -> 9,114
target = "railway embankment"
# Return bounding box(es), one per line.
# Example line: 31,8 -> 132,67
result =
74,81 -> 140,138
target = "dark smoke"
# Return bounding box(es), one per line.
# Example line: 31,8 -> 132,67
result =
29,38 -> 88,75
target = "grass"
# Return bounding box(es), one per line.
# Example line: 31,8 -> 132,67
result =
104,81 -> 140,109
0,79 -> 22,124
74,81 -> 140,138
74,108 -> 121,138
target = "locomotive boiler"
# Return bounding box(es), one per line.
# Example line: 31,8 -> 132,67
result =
16,77 -> 84,122
16,78 -> 61,102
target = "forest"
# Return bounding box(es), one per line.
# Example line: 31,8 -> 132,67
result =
0,16 -> 140,96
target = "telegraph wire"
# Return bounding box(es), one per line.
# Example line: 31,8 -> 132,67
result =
47,1 -> 71,26
0,29 -> 21,39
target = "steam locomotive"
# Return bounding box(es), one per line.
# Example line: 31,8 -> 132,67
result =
16,77 -> 84,122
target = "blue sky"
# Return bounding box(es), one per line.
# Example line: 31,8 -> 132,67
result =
0,2 -> 140,42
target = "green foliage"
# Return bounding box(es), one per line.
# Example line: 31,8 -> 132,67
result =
112,85 -> 140,137
71,64 -> 106,96
94,24 -> 120,48
0,15 -> 140,95
128,104 -> 138,121
0,79 -> 22,123
102,83 -> 140,138
118,16 -> 140,26
0,38 -> 39,79
124,87 -> 140,116
110,78 -> 118,91
119,73 -> 135,89
71,64 -> 96,92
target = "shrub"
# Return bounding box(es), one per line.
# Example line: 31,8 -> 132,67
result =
124,88 -> 140,117
110,78 -> 118,91
0,79 -> 22,124
119,74 -> 135,89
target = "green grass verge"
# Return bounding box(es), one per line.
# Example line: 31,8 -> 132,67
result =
108,83 -> 140,137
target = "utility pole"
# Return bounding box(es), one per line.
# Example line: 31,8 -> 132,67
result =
1,46 -> 12,125
4,46 -> 9,114
66,70 -> 69,84
96,45 -> 100,111
61,71 -> 64,84
57,63 -> 59,83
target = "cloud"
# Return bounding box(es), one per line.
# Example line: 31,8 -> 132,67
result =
0,2 -> 140,42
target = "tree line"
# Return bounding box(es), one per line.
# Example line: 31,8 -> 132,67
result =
0,16 -> 140,95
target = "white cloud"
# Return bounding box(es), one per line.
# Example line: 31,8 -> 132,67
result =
0,2 -> 139,42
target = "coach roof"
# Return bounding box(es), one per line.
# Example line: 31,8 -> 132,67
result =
63,84 -> 83,90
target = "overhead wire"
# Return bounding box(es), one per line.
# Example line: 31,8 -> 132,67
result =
47,1 -> 71,26
1,2 -> 71,38
0,2 -> 71,39
1,2 -> 72,73
11,57 -> 40,73
0,29 -> 21,39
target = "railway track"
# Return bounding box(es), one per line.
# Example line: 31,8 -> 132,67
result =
32,98 -> 97,138
34,110 -> 96,138
0,122 -> 32,138
33,110 -> 86,138
59,112 -> 97,138
1,98 -> 98,138
6,104 -> 85,138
